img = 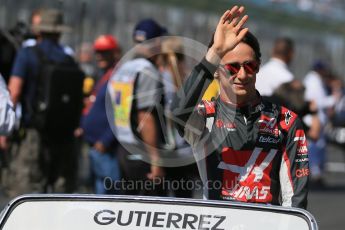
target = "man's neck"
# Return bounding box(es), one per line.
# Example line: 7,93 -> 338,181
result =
220,90 -> 258,107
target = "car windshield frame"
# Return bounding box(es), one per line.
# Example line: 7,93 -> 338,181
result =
0,194 -> 318,230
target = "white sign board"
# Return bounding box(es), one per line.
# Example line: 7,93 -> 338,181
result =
0,195 -> 317,230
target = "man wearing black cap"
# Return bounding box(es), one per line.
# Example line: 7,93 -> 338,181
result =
133,19 -> 167,43
108,18 -> 167,195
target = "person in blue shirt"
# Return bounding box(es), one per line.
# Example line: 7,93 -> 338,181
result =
78,35 -> 122,194
4,9 -> 78,197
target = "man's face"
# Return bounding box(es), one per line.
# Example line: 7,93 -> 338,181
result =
31,14 -> 42,36
95,50 -> 119,70
218,42 -> 259,100
32,14 -> 41,26
135,37 -> 161,62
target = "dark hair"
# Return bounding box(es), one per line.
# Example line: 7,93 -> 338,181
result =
273,37 -> 294,57
207,31 -> 261,61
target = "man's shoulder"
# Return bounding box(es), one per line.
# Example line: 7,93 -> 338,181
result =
11,46 -> 37,73
111,58 -> 160,85
259,58 -> 280,71
22,38 -> 37,47
304,71 -> 321,83
17,46 -> 36,58
124,58 -> 154,68
36,40 -> 74,60
115,58 -> 157,75
131,58 -> 160,82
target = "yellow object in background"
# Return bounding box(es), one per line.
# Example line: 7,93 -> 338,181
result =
111,81 -> 134,128
83,77 -> 95,95
202,80 -> 219,100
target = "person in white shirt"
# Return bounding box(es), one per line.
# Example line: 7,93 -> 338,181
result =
0,73 -> 15,136
256,37 -> 294,96
304,61 -> 336,124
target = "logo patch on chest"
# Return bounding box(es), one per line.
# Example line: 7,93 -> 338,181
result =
258,116 -> 280,137
284,110 -> 293,125
258,135 -> 279,144
215,119 -> 237,131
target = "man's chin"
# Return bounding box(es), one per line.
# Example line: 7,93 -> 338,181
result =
97,61 -> 109,69
232,87 -> 249,96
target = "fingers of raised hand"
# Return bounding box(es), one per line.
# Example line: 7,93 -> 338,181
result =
228,6 -> 245,26
219,6 -> 248,35
220,5 -> 238,24
222,6 -> 244,24
234,15 -> 249,33
237,27 -> 249,41
227,15 -> 248,38
235,14 -> 248,28
220,10 -> 231,24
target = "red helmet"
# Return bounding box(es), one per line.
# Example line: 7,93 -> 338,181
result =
93,35 -> 118,51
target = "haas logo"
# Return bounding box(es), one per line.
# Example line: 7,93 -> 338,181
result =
258,117 -> 276,129
218,148 -> 278,202
258,116 -> 279,137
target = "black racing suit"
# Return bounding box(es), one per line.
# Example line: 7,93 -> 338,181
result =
172,58 -> 309,209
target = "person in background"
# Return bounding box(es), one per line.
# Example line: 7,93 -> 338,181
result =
303,61 -> 337,187
77,42 -> 96,96
256,37 -> 295,96
158,36 -> 199,198
270,81 -> 321,186
108,19 -> 167,196
22,8 -> 74,56
327,77 -> 345,127
0,22 -> 25,83
5,9 -> 79,196
77,35 -> 122,194
0,73 -> 15,136
21,8 -> 43,47
324,77 -> 345,145
270,80 -> 321,143
0,73 -> 16,184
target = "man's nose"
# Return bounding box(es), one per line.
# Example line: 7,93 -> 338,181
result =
236,66 -> 248,80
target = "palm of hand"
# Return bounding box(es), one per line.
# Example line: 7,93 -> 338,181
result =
214,26 -> 241,55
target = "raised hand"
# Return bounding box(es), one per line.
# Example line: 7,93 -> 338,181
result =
206,6 -> 249,64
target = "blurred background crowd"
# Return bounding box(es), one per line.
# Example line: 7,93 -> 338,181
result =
2,0 -> 345,78
0,0 -> 345,229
